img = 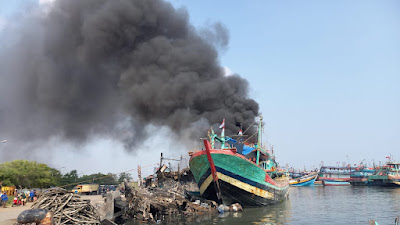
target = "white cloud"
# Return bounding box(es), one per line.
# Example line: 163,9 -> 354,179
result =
38,0 -> 56,14
223,66 -> 234,76
39,0 -> 56,5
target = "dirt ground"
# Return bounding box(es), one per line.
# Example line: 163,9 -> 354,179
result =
0,195 -> 105,225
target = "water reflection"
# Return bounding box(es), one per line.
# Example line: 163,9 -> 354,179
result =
126,186 -> 400,225
126,199 -> 292,225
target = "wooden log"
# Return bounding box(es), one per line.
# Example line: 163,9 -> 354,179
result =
17,209 -> 54,225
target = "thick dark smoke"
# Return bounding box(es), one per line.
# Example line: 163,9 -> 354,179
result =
0,0 -> 259,149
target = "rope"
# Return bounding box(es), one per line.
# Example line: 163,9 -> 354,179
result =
243,131 -> 258,143
243,121 -> 256,135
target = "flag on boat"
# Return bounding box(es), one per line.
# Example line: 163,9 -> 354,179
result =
238,129 -> 243,136
219,119 -> 225,129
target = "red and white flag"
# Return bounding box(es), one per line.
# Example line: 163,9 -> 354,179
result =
219,119 -> 225,129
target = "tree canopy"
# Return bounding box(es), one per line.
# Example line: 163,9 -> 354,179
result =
0,160 -> 59,188
0,160 -> 121,189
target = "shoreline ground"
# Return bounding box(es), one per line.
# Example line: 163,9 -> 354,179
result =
0,195 -> 105,225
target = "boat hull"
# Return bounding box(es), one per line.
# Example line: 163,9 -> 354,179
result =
349,178 -> 371,186
189,150 -> 289,206
290,173 -> 318,186
322,180 -> 351,186
368,175 -> 400,187
314,181 -> 323,186
318,177 -> 351,186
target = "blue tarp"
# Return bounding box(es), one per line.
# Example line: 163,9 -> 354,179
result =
225,137 -> 255,155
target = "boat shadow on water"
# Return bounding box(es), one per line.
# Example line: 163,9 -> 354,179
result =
125,200 -> 292,225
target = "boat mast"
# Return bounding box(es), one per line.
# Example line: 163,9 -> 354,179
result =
220,118 -> 226,149
256,115 -> 262,165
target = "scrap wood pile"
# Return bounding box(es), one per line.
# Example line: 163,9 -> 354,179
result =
124,180 -> 218,222
29,188 -> 100,224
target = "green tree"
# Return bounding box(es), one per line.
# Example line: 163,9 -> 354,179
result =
0,160 -> 60,188
79,173 -> 118,185
118,172 -> 132,184
60,170 -> 80,189
101,173 -> 118,185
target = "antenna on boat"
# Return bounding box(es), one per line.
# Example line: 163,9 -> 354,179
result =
258,115 -> 263,149
256,115 -> 263,165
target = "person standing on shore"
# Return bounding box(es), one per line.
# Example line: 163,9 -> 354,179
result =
0,192 -> 3,207
29,190 -> 34,202
33,190 -> 37,201
1,192 -> 8,207
21,192 -> 27,206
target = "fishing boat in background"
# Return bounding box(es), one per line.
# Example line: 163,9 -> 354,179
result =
189,117 -> 289,206
289,172 -> 318,186
349,166 -> 375,186
369,161 -> 400,187
317,166 -> 354,186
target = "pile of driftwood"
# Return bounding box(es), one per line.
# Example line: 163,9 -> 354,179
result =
28,188 -> 100,224
124,180 -> 218,222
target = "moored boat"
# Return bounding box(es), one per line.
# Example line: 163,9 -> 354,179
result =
289,172 -> 318,186
317,166 -> 354,186
189,117 -> 289,206
368,161 -> 400,187
349,166 -> 375,186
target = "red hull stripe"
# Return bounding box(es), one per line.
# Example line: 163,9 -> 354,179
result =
204,140 -> 219,182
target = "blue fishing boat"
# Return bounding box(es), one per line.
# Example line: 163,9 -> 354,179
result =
289,172 -> 318,186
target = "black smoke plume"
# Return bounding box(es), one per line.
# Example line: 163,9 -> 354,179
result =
0,0 -> 259,149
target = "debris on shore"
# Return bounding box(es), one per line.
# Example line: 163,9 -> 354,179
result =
119,164 -> 244,223
14,166 -> 243,224
124,179 -> 218,222
19,188 -> 100,224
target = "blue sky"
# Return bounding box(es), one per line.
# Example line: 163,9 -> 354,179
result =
0,0 -> 399,172
168,0 -> 400,168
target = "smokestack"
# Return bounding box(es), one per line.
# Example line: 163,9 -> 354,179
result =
0,0 -> 259,150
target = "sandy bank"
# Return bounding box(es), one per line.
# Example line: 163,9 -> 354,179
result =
0,195 -> 105,225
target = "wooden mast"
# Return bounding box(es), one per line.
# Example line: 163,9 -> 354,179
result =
203,139 -> 223,204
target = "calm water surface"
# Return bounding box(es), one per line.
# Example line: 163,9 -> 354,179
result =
127,186 -> 400,225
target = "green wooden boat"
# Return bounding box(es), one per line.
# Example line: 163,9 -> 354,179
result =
189,117 -> 289,206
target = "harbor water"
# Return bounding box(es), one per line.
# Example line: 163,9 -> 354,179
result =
127,186 -> 400,225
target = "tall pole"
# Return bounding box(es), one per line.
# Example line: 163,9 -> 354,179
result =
256,116 -> 263,165
138,165 -> 142,187
178,155 -> 182,182
159,153 -> 163,169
